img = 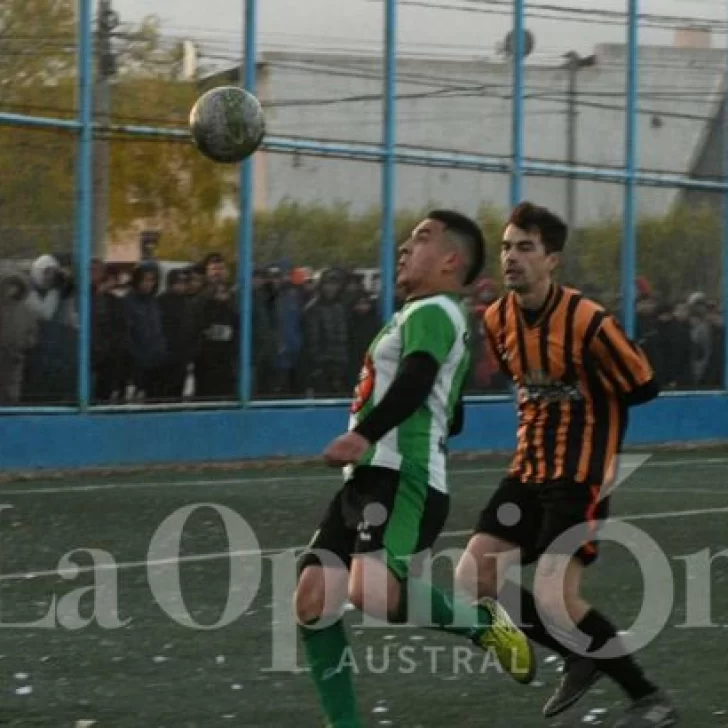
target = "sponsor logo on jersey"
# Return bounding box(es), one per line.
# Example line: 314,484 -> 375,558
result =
517,370 -> 583,404
351,355 -> 375,414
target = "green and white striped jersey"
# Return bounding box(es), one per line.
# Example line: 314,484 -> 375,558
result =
348,293 -> 471,493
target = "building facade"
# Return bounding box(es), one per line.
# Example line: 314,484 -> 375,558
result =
212,38 -> 727,227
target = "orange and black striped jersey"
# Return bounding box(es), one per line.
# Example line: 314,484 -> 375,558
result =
484,285 -> 657,486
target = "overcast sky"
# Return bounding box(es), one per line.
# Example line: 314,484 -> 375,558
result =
113,0 -> 727,62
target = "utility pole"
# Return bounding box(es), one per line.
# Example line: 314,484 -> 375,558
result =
93,0 -> 118,259
565,51 -> 578,260
563,51 -> 595,285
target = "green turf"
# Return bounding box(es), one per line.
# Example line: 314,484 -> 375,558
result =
0,452 -> 726,725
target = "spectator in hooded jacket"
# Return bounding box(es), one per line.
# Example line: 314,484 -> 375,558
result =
158,269 -> 199,400
251,268 -> 275,397
0,270 -> 38,404
346,292 -> 380,390
303,268 -> 349,396
25,254 -> 76,327
704,300 -> 725,388
91,260 -> 126,402
22,253 -> 77,403
194,254 -> 239,399
123,263 -> 167,401
267,265 -> 305,396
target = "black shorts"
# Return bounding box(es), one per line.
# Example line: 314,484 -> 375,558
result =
299,465 -> 450,580
474,477 -> 610,566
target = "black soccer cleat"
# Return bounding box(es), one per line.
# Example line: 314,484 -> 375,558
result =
613,691 -> 678,727
543,654 -> 602,718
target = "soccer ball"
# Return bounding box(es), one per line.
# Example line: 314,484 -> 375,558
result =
189,86 -> 266,164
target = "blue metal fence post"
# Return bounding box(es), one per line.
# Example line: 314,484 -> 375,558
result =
76,0 -> 94,411
510,0 -> 526,207
239,0 -> 258,404
621,0 -> 639,338
380,0 -> 397,322
723,0 -> 728,390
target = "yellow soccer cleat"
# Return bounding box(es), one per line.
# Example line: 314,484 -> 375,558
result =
474,597 -> 536,684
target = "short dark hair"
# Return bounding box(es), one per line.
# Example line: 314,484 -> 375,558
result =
202,252 -> 225,269
507,201 -> 568,254
427,209 -> 485,285
131,261 -> 159,290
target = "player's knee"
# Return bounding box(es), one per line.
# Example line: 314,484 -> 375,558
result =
533,582 -> 561,619
455,543 -> 499,599
347,580 -> 365,613
476,568 -> 499,599
347,560 -> 401,619
533,580 -> 580,628
294,566 -> 327,624
534,554 -> 586,626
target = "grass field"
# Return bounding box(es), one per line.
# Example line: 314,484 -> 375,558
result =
0,451 -> 726,726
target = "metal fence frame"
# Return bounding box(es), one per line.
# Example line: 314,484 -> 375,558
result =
1,0 -> 727,415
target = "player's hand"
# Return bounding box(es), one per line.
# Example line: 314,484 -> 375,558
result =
323,431 -> 370,467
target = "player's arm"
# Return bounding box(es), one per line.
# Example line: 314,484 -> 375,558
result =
354,304 -> 457,444
589,313 -> 660,406
354,352 -> 440,443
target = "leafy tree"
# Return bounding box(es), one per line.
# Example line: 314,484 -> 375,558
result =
157,198 -> 724,310
0,0 -> 77,256
578,204 -> 721,303
0,4 -> 230,259
0,0 -> 722,308
104,15 -> 231,253
0,0 -> 76,102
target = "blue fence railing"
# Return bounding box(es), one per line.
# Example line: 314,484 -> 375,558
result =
0,0 -> 727,416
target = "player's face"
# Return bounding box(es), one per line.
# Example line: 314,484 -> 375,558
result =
501,224 -> 557,293
396,218 -> 452,294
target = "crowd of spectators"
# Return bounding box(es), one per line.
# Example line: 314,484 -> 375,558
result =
0,254 -> 724,405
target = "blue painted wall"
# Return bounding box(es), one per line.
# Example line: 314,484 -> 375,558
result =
2,394 -> 726,471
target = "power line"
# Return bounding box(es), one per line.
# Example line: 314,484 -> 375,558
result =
213,47 -> 728,75
1,49 -> 726,119
370,0 -> 728,32
0,116 -> 722,180
1,80 -> 722,126
461,0 -> 721,25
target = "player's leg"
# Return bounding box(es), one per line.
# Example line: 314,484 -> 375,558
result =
346,468 -> 473,630
294,488 -> 362,728
348,549 -> 502,652
347,469 -> 534,683
456,477 -> 576,660
347,469 -> 485,632
534,482 -> 677,725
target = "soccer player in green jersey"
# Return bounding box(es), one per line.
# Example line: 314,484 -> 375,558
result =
294,211 -> 536,728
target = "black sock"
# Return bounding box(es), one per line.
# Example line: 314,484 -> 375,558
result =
577,610 -> 657,701
499,581 -> 572,657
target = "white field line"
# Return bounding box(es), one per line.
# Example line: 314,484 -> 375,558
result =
2,504 -> 727,582
0,455 -> 726,496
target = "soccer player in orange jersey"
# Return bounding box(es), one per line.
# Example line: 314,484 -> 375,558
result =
456,202 -> 677,727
